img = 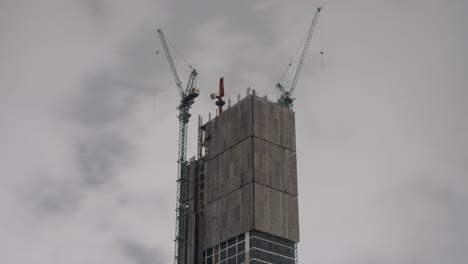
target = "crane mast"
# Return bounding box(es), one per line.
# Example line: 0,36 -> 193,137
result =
157,28 -> 199,264
277,6 -> 322,109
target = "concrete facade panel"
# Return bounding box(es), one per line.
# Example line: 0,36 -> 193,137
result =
229,133 -> 241,192
229,188 -> 241,238
205,156 -> 219,205
254,184 -> 269,233
268,188 -> 282,237
240,95 -> 253,140
268,143 -> 281,191
240,183 -> 254,232
219,194 -> 229,241
279,107 -> 285,147
282,109 -> 296,152
219,107 -> 231,152
253,96 -> 267,140
219,150 -> 230,197
203,121 -> 211,160
229,148 -> 241,194
285,149 -> 298,196
240,137 -> 253,185
230,103 -> 241,146
287,195 -> 300,242
204,118 -> 219,160
281,193 -> 288,237
279,146 -> 286,192
267,100 -> 280,145
253,138 -> 267,186
212,118 -> 221,157
290,111 -> 296,151
207,201 -> 220,248
203,119 -> 216,160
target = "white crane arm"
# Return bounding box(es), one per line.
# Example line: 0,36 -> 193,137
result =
290,7 -> 322,97
157,28 -> 184,97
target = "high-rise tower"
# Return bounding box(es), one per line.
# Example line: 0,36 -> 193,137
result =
181,92 -> 299,264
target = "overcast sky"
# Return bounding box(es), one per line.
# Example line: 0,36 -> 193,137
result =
1,0 -> 467,263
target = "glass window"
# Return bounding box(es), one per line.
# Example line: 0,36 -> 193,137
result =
237,252 -> 245,263
221,241 -> 227,250
237,241 -> 245,252
249,238 -> 256,248
228,246 -> 236,257
228,237 -> 237,247
227,257 -> 236,264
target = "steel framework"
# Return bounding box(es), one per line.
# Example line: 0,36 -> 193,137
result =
157,28 -> 199,264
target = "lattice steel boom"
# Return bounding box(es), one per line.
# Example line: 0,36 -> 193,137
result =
277,6 -> 322,109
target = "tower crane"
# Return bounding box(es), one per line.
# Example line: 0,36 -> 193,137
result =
157,28 -> 199,264
276,6 -> 322,109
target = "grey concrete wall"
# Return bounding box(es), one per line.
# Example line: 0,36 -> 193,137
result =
253,183 -> 299,241
204,137 -> 253,206
204,94 -> 295,158
240,183 -> 254,232
201,94 -> 299,250
252,95 -> 296,152
201,183 -> 254,250
286,192 -> 300,241
205,156 -> 219,205
284,149 -> 298,196
204,199 -> 219,248
252,137 -> 298,196
203,95 -> 254,160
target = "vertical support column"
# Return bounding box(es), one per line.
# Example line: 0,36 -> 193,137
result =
295,243 -> 298,264
245,231 -> 250,263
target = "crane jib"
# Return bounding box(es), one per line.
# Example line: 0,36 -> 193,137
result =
276,6 -> 322,109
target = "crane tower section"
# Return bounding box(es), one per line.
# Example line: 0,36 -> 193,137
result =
157,28 -> 199,264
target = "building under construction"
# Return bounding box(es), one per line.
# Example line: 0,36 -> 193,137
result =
180,92 -> 299,264
158,6 -> 322,264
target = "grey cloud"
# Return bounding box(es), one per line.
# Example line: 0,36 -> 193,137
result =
84,0 -> 107,20
67,27 -> 164,187
120,240 -> 164,264
69,28 -> 161,126
71,72 -> 136,126
2,0 -> 468,263
31,177 -> 83,215
77,133 -> 131,186
161,0 -> 283,85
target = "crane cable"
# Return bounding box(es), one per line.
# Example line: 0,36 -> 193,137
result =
277,25 -> 311,86
164,33 -> 195,71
